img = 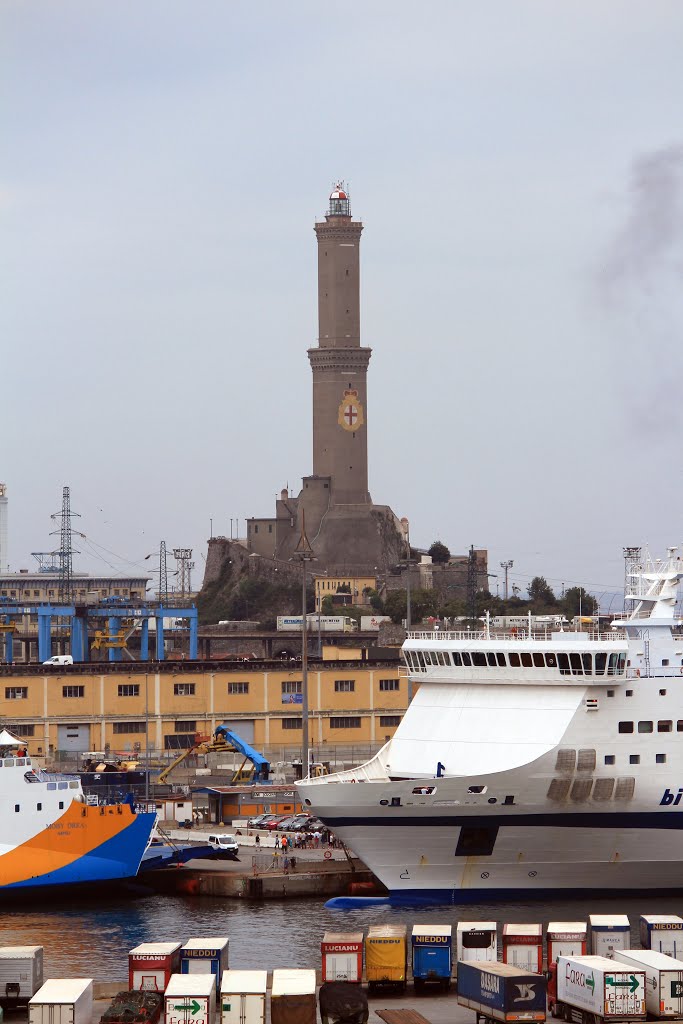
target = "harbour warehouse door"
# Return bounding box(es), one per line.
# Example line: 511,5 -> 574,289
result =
57,723 -> 91,753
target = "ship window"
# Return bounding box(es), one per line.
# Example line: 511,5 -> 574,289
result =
455,825 -> 498,857
583,653 -> 593,674
14,805 -> 19,812
487,653 -> 497,667
509,652 -> 520,667
658,721 -> 672,732
417,651 -> 426,669
521,652 -> 532,667
452,652 -> 462,666
532,653 -> 544,667
608,654 -> 619,675
546,653 -> 556,667
438,652 -> 447,666
656,753 -> 667,764
618,721 -> 634,733
461,652 -> 472,666
662,659 -> 670,667
36,803 -> 42,811
47,783 -> 56,790
607,690 -> 615,697
442,652 -> 452,665
496,653 -> 507,667
605,755 -> 616,765
630,754 -> 640,764
660,689 -> 667,696
558,652 -> 570,674
618,654 -> 626,672
626,690 -> 633,696
472,652 -> 486,667
595,653 -> 607,675
3,759 -> 12,767
638,721 -> 653,733
570,653 -> 584,675
59,802 -> 64,809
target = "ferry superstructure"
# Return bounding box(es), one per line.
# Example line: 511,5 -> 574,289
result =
298,548 -> 683,904
0,730 -> 156,892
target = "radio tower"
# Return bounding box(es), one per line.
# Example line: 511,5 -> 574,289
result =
50,486 -> 80,602
173,548 -> 194,598
159,541 -> 169,603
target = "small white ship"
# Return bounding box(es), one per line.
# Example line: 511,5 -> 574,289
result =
299,548 -> 683,904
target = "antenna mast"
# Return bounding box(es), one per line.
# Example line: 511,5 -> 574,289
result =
159,540 -> 168,603
173,548 -> 194,598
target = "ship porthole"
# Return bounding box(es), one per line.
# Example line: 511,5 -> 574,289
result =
379,800 -> 389,805
487,797 -> 497,804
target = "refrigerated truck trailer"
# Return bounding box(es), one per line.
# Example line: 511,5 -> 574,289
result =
612,950 -> 683,1019
502,925 -> 543,974
29,979 -> 93,1024
456,961 -> 546,1024
589,918 -> 630,960
0,946 -> 43,1008
220,970 -> 267,1024
411,924 -> 452,991
640,918 -> 683,959
180,938 -> 229,980
321,932 -> 363,983
457,923 -> 498,965
164,973 -> 215,1024
550,955 -> 646,1024
365,924 -> 407,992
547,925 -> 588,965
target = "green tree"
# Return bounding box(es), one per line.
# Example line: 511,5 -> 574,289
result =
527,576 -> 556,608
562,586 -> 597,617
384,590 -> 407,624
337,583 -> 351,594
429,540 -> 451,564
321,595 -> 334,615
364,588 -> 384,612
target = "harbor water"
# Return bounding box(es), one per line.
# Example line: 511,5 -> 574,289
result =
5,891 -> 683,981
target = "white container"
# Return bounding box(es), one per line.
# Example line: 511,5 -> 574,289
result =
180,938 -> 229,979
502,924 -> 542,973
29,979 -> 93,1024
164,973 -> 216,1024
547,922 -> 587,964
270,969 -> 317,1024
129,942 -> 182,991
589,916 -> 630,959
0,946 -> 44,1005
220,970 -> 267,1024
456,922 -> 497,964
640,917 -> 683,958
557,955 -> 645,1020
613,949 -> 683,1019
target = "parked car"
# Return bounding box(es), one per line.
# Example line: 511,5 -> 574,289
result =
207,834 -> 239,858
247,814 -> 271,828
265,815 -> 291,830
43,655 -> 74,666
273,816 -> 298,831
288,816 -> 315,832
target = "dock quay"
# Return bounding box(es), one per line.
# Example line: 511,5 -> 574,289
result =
141,827 -> 382,900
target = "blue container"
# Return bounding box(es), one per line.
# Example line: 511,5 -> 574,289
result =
411,925 -> 452,988
457,961 -> 546,1022
179,938 -> 229,981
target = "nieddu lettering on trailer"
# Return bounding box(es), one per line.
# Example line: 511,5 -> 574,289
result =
414,936 -> 450,945
184,950 -> 218,958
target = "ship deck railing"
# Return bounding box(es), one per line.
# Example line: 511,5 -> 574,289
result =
406,629 -> 627,642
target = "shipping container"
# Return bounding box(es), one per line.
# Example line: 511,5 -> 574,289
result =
0,946 -> 43,1008
411,924 -> 452,990
164,974 -> 215,1024
270,969 -> 317,1024
613,949 -> 683,1018
589,918 -> 630,960
457,922 -> 498,964
321,932 -> 363,984
180,938 -> 229,980
457,961 -> 546,1023
365,925 -> 407,991
29,979 -> 93,1024
502,925 -> 543,974
546,923 -> 587,964
220,970 -> 267,1024
553,955 -> 646,1022
129,943 -> 182,992
639,918 -> 683,958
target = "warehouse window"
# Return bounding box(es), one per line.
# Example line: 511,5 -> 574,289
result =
379,679 -> 399,691
335,679 -> 355,692
174,683 -> 196,696
379,715 -> 401,727
329,717 -> 361,729
118,684 -> 140,697
174,721 -> 197,733
281,718 -> 302,730
63,686 -> 84,698
113,722 -> 145,734
228,682 -> 249,695
16,725 -> 35,737
282,681 -> 302,695
5,687 -> 27,700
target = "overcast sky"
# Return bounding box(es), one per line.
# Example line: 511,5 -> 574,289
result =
3,1 -> 683,607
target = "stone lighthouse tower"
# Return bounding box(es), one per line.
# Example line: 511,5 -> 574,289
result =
309,185 -> 371,505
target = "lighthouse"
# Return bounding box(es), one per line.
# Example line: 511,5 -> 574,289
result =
309,184 -> 371,505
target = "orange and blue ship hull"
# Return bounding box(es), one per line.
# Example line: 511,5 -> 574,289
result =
0,802 -> 156,890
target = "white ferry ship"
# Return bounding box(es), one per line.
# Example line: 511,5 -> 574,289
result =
299,548 -> 683,904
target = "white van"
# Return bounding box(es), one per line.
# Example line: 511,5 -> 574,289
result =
208,834 -> 239,857
42,655 -> 74,666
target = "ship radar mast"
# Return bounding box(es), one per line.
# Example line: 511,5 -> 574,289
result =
328,182 -> 351,218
